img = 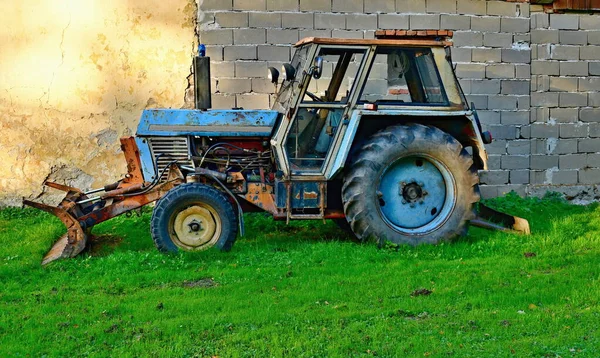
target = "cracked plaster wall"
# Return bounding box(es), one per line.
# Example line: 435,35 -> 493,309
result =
0,0 -> 199,206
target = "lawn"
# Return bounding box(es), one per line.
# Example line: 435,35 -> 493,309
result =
0,193 -> 599,357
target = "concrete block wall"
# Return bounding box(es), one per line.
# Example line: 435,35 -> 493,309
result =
529,6 -> 600,199
447,1 -> 531,198
198,0 -> 600,200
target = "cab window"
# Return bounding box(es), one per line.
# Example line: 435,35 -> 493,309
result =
360,47 -> 448,105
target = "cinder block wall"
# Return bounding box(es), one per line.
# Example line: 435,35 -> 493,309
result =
529,7 -> 600,199
198,0 -> 600,200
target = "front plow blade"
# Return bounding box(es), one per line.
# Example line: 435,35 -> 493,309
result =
471,203 -> 530,235
23,200 -> 89,265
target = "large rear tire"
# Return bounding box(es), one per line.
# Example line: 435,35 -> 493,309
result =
341,124 -> 479,246
151,183 -> 238,253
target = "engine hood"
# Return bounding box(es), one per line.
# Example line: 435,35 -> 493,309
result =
137,109 -> 280,137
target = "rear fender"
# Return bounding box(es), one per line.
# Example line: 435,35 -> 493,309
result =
329,109 -> 488,179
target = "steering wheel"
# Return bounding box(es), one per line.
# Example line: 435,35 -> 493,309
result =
305,91 -> 323,102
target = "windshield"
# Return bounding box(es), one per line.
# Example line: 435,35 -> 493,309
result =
272,45 -> 310,113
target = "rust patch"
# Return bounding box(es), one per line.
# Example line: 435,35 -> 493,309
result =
303,191 -> 318,200
244,183 -> 277,214
119,136 -> 145,185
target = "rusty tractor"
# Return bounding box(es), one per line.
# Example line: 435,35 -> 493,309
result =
25,36 -> 529,265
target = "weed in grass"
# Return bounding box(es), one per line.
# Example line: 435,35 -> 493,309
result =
0,194 -> 599,357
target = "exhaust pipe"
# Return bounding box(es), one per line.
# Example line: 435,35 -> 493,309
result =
194,44 -> 211,110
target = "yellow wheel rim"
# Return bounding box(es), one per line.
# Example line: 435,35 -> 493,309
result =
171,204 -> 222,251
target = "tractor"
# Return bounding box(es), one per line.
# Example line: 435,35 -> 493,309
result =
25,36 -> 529,265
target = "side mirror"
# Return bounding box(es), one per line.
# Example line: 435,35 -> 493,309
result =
312,56 -> 323,79
281,63 -> 296,82
267,67 -> 279,84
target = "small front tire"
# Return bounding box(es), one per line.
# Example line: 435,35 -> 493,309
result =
151,183 -> 238,253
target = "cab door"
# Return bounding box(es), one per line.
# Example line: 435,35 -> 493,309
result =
280,45 -> 369,178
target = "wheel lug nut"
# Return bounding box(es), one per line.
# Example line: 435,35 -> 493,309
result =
418,181 -> 424,187
409,203 -> 415,208
400,181 -> 406,186
401,199 -> 407,204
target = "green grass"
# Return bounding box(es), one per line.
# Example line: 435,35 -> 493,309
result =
1,193 -> 599,357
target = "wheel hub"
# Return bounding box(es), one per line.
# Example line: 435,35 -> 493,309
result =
377,155 -> 455,230
173,205 -> 220,249
401,181 -> 428,203
188,220 -> 203,233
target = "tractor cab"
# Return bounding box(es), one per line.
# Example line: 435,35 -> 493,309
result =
267,38 -> 484,183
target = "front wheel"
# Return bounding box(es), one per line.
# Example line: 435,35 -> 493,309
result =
151,183 -> 238,253
341,124 -> 479,246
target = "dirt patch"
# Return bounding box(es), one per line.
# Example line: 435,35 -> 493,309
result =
183,278 -> 217,288
104,324 -> 120,333
390,310 -> 430,320
411,288 -> 432,297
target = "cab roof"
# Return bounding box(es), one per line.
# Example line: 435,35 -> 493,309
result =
294,37 -> 452,47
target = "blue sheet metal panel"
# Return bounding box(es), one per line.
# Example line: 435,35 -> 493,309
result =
275,181 -> 286,208
135,137 -> 157,182
275,181 -> 323,209
137,109 -> 280,137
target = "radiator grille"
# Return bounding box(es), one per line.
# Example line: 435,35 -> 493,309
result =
148,137 -> 193,181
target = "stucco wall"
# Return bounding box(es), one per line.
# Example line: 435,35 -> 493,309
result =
0,0 -> 197,206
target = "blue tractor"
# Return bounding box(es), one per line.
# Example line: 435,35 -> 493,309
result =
25,37 -> 529,264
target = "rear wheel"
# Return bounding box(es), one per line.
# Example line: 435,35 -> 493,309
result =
341,124 -> 479,246
151,183 -> 238,253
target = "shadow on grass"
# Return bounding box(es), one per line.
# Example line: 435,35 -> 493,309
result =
453,192 -> 598,251
481,192 -> 595,233
87,234 -> 124,257
74,192 -> 599,258
84,212 -> 357,259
